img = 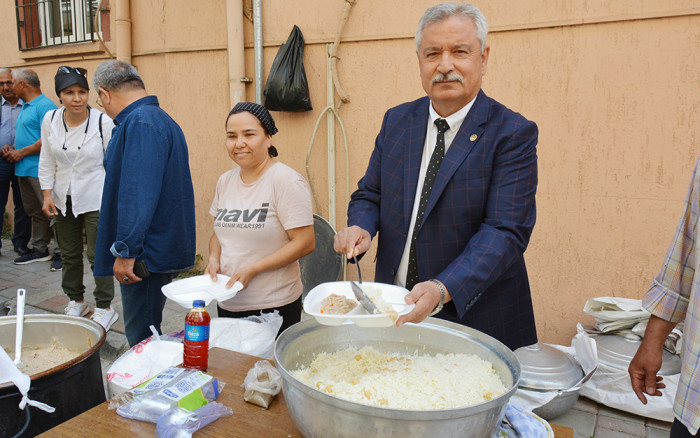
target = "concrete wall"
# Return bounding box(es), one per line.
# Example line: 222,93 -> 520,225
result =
1,0 -> 698,344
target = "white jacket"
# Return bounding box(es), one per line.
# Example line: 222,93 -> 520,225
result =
38,107 -> 114,216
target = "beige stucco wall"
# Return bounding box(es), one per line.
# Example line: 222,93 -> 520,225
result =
1,1 -> 698,344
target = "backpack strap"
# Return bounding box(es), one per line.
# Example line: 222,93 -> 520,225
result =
50,109 -> 58,122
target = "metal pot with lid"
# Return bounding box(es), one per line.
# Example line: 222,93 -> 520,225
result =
595,333 -> 681,375
514,343 -> 584,420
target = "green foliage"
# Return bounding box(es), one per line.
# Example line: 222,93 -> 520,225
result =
177,253 -> 205,279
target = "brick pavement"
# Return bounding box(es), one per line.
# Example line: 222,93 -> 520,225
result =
0,238 -> 194,363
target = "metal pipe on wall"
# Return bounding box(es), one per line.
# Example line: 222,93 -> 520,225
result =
252,0 -> 263,104
115,0 -> 132,64
326,44 -> 336,228
226,0 -> 246,106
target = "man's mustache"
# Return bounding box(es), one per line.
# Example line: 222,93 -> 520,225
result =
431,73 -> 464,84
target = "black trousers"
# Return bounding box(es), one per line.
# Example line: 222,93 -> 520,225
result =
217,296 -> 302,337
671,419 -> 699,438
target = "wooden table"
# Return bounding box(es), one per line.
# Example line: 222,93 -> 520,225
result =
551,424 -> 574,438
39,347 -> 575,437
38,348 -> 302,437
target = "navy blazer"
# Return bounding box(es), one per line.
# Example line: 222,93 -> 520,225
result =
348,90 -> 538,350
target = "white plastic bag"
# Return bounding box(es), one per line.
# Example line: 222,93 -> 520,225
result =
242,360 -> 282,408
580,362 -> 677,422
570,325 -> 676,422
0,345 -> 54,413
106,326 -> 183,396
209,312 -> 283,359
156,402 -> 233,438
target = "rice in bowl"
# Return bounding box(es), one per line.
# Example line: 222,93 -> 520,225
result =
289,345 -> 507,410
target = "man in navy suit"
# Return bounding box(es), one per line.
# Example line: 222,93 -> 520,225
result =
334,2 -> 538,350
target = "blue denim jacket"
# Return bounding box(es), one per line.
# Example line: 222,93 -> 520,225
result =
94,96 -> 196,276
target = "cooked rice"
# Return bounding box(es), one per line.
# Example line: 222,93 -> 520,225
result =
363,286 -> 399,321
4,339 -> 82,376
290,345 -> 507,410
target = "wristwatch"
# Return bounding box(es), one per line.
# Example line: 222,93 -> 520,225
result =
428,279 -> 445,316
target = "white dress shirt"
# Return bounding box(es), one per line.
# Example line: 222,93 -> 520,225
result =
394,98 -> 476,287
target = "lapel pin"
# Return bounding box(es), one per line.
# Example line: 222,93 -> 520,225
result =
469,134 -> 477,142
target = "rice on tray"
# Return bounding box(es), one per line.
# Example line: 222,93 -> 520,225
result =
290,345 -> 507,410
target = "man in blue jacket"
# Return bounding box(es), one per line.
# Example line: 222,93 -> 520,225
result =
93,60 -> 196,346
334,2 -> 538,350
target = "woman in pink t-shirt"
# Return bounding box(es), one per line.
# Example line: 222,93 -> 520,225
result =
205,102 -> 315,335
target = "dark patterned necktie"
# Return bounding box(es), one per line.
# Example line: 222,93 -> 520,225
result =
405,118 -> 450,290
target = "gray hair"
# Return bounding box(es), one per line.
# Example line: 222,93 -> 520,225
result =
415,2 -> 488,53
93,60 -> 145,92
0,67 -> 11,75
12,68 -> 40,88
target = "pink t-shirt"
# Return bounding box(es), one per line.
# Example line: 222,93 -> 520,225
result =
209,162 -> 313,311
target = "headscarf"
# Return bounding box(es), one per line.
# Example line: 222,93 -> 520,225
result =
228,102 -> 278,136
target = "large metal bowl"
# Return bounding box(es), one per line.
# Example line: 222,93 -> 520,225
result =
275,317 -> 520,438
532,387 -> 581,420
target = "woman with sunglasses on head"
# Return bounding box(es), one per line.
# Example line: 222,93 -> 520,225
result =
38,66 -> 118,331
205,102 -> 315,336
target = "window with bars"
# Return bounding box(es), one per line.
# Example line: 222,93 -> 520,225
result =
15,0 -> 109,50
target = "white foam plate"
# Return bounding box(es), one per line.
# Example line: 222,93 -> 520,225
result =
304,281 -> 414,328
161,274 -> 243,308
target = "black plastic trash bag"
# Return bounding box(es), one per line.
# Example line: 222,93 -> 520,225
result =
263,25 -> 313,112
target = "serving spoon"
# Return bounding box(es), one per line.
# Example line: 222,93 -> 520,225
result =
350,256 -> 378,314
14,288 -> 26,367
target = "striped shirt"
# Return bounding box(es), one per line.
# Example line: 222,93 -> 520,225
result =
643,157 -> 700,434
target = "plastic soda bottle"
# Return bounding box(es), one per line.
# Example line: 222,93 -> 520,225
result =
183,299 -> 210,371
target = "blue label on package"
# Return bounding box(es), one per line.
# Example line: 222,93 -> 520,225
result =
185,324 -> 210,342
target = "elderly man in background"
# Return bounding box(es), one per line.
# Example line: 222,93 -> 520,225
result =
628,158 -> 700,437
334,2 -> 539,350
0,68 -> 31,257
3,68 -> 61,270
92,60 -> 196,346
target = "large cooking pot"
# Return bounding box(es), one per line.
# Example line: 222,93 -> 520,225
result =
275,317 -> 520,438
0,314 -> 106,437
514,343 -> 584,420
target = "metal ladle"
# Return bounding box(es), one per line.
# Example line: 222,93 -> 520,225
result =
350,256 -> 378,314
14,288 -> 26,367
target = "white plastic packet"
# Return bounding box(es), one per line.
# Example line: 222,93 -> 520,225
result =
156,402 -> 234,438
0,345 -> 54,413
242,360 -> 282,408
109,367 -> 226,423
